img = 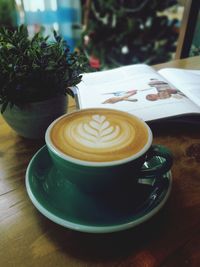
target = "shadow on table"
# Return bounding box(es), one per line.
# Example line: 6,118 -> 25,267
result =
36,207 -> 170,263
149,119 -> 200,137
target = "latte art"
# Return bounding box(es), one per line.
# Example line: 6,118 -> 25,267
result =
50,109 -> 149,162
70,114 -> 134,149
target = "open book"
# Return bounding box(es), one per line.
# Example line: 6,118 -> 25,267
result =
75,64 -> 200,123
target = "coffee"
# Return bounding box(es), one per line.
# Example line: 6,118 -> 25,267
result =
50,108 -> 149,162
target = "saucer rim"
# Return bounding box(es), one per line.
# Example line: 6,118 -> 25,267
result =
25,145 -> 172,234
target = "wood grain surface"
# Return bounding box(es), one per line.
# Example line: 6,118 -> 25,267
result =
0,56 -> 200,267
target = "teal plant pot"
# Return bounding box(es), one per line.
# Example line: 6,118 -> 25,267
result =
1,95 -> 68,139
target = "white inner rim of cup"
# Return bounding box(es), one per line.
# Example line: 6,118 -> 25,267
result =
45,109 -> 153,167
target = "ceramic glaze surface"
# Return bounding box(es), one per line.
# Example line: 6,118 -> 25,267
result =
26,145 -> 172,233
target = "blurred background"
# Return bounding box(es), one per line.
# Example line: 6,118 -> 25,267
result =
1,0 -> 200,69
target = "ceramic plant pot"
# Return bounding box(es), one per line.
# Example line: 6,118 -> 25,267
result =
1,95 -> 68,139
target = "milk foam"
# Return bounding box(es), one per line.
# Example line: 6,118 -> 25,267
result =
50,109 -> 148,162
67,114 -> 134,149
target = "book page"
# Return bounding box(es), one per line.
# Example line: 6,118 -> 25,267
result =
76,64 -> 200,122
158,68 -> 200,107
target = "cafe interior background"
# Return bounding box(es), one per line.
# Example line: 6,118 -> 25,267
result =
1,0 -> 200,70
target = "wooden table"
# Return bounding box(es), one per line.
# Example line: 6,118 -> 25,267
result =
1,56 -> 200,267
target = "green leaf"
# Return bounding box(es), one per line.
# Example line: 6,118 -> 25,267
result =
0,24 -> 89,112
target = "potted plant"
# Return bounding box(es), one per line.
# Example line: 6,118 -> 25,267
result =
0,25 -> 88,138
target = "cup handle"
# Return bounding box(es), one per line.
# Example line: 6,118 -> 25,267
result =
140,144 -> 173,178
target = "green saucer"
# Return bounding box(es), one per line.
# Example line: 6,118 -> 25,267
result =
25,146 -> 172,233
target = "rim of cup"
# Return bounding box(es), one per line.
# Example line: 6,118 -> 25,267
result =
45,108 -> 153,167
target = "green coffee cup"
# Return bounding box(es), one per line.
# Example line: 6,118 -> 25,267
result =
45,108 -> 173,193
